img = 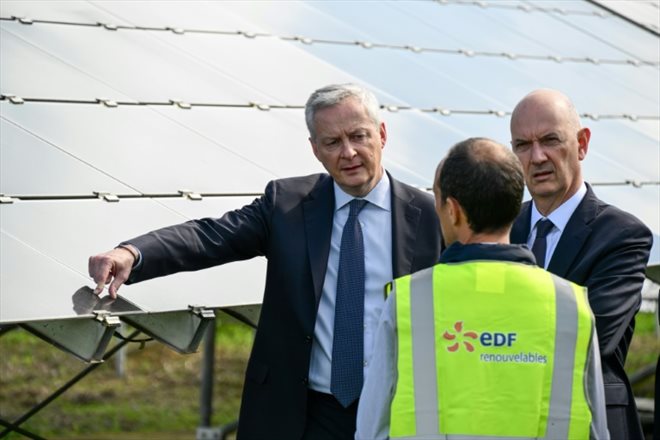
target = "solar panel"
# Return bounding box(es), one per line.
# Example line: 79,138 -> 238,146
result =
1,0 -> 657,364
0,197 -> 266,324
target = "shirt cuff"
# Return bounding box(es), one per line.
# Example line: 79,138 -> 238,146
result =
116,243 -> 143,269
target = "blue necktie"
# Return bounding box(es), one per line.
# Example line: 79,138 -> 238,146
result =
532,219 -> 554,268
331,199 -> 367,408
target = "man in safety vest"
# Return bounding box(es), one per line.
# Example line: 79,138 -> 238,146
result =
355,137 -> 609,439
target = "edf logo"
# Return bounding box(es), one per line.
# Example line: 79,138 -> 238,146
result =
443,321 -> 518,353
480,332 -> 517,347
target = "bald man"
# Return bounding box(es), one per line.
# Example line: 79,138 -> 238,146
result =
510,89 -> 652,439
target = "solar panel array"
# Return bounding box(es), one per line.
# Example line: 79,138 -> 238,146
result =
1,1 -> 659,340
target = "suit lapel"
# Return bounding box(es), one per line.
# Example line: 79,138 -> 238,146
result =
390,176 -> 421,278
547,185 -> 598,276
303,176 -> 335,306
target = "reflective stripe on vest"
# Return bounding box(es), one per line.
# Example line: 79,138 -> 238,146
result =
389,262 -> 593,439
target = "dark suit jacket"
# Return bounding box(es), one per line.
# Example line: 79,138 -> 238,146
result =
126,172 -> 442,439
511,183 -> 652,440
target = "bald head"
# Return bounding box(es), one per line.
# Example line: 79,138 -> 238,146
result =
511,89 -> 582,133
509,89 -> 591,215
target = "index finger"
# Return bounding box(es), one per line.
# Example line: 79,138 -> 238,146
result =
94,281 -> 105,295
89,255 -> 112,294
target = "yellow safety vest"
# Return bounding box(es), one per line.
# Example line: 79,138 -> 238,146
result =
389,261 -> 594,439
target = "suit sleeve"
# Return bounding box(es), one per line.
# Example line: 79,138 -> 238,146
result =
125,181 -> 275,284
586,320 -> 610,439
585,219 -> 652,357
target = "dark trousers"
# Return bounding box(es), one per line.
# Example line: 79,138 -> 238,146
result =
302,390 -> 358,440
606,403 -> 645,440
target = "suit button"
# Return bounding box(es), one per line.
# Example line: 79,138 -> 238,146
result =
305,335 -> 312,343
302,377 -> 309,385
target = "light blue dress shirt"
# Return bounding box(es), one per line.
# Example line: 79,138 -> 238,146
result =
308,172 -> 393,393
528,182 -> 587,269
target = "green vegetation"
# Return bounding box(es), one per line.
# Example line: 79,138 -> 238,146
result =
1,312 -> 657,438
629,312 -> 659,398
1,314 -> 252,439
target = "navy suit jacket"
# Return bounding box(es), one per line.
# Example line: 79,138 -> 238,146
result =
126,172 -> 442,439
511,183 -> 652,439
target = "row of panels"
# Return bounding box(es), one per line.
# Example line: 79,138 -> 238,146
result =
3,100 -> 658,188
1,4 -> 659,112
2,101 -> 659,231
1,22 -> 658,113
1,190 -> 658,325
0,197 -> 267,324
4,0 -> 658,60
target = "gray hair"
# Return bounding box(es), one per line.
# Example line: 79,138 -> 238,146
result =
305,83 -> 381,139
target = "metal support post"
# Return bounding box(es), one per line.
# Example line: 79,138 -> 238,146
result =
200,318 -> 216,427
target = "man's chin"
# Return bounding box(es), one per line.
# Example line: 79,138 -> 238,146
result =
338,178 -> 372,197
339,173 -> 366,185
529,186 -> 558,199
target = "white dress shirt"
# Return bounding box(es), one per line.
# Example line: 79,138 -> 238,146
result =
308,172 -> 393,393
528,182 -> 587,269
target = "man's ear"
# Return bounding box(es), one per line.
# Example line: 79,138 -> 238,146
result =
447,197 -> 462,226
379,122 -> 387,148
577,128 -> 590,161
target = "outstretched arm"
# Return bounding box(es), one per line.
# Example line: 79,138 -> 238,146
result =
87,181 -> 275,298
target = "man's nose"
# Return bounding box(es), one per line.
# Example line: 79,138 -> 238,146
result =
530,142 -> 547,163
339,139 -> 357,158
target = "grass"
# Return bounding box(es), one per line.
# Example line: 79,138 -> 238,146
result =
0,312 -> 657,438
0,313 -> 252,439
629,312 -> 660,398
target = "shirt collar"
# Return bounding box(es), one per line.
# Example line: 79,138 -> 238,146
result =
530,182 -> 587,233
333,170 -> 391,212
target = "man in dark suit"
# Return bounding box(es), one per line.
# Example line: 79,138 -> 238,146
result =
88,83 -> 442,440
509,89 -> 653,439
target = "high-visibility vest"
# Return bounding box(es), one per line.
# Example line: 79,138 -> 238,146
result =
389,261 -> 595,439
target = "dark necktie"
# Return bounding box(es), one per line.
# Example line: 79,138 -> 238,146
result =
531,219 -> 554,268
331,199 -> 367,408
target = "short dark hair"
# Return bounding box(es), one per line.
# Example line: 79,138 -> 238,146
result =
436,137 -> 524,233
